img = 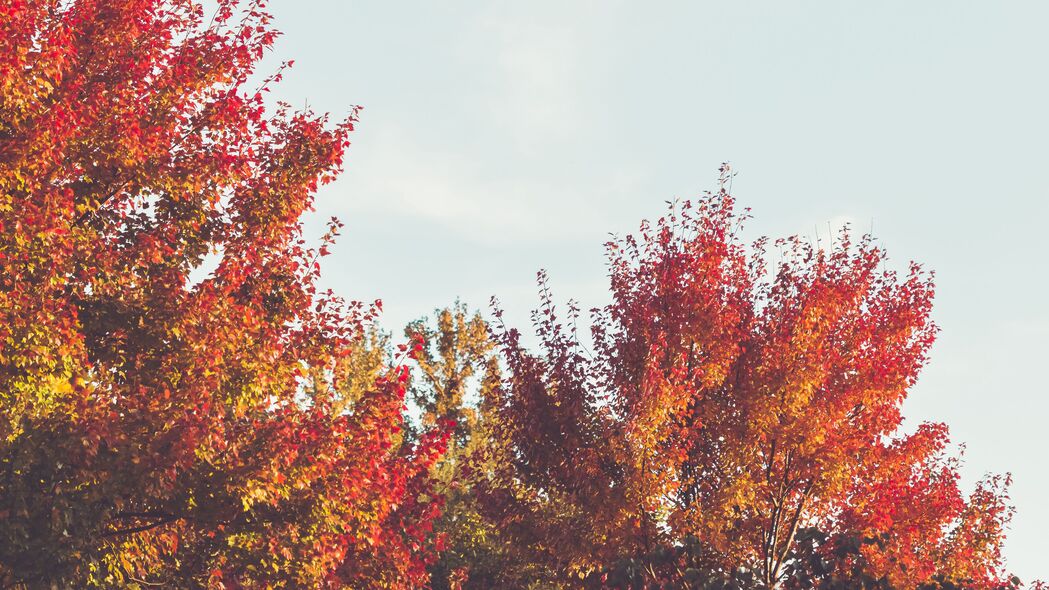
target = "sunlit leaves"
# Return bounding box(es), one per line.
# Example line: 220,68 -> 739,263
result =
0,1 -> 443,587
483,168 -> 1013,589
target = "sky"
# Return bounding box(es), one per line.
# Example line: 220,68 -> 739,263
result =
257,1 -> 1047,580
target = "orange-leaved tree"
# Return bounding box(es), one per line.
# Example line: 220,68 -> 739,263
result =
0,0 -> 445,587
483,168 -> 1013,589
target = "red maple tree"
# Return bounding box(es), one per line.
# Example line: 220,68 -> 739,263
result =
0,0 -> 445,587
481,168 -> 1013,589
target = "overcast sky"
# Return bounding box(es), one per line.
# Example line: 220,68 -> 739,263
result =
259,1 -> 1047,579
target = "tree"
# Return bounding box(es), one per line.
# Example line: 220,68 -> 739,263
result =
406,304 -> 499,447
404,304 -> 512,589
0,0 -> 444,587
484,167 -> 1014,589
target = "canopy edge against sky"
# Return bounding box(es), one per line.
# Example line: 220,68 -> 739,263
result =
260,1 -> 1047,579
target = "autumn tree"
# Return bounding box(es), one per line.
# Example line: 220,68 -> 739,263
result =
483,168 -> 1015,589
406,304 -> 499,446
403,304 -> 513,589
0,0 -> 444,587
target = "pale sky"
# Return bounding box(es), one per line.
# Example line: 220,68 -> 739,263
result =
260,1 -> 1047,580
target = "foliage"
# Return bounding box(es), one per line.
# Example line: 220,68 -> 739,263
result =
404,304 -> 515,589
0,0 -> 444,587
482,167 -> 1016,589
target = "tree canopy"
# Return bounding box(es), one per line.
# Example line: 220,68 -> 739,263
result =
474,178 -> 1014,589
1,0 -> 445,586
